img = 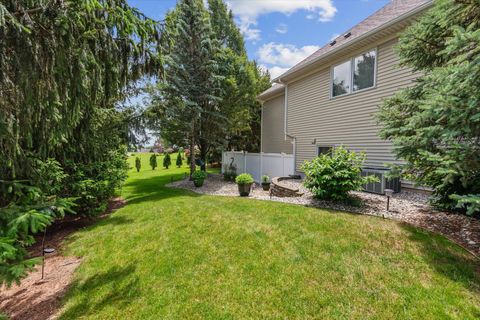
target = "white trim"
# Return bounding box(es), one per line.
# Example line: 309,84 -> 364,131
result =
284,83 -> 288,140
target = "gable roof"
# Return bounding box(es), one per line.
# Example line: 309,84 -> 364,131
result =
273,0 -> 432,83
257,83 -> 285,102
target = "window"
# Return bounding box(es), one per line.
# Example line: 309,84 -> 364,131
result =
318,146 -> 332,155
332,61 -> 351,97
353,50 -> 376,91
331,49 -> 376,97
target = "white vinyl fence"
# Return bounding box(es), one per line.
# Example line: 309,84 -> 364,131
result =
222,151 -> 295,182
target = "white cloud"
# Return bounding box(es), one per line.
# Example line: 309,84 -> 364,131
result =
330,33 -> 340,41
259,64 -> 290,80
275,23 -> 288,34
257,42 -> 320,68
227,0 -> 337,41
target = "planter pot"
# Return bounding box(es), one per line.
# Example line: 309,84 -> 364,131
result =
237,183 -> 252,197
193,179 -> 204,187
261,182 -> 270,191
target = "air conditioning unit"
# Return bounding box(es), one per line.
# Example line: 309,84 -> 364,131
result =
361,168 -> 401,194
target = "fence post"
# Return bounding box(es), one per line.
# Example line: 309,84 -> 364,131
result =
260,152 -> 263,181
243,151 -> 247,174
281,153 -> 285,176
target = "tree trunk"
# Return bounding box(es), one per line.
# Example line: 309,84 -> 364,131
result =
199,140 -> 208,172
189,120 -> 196,178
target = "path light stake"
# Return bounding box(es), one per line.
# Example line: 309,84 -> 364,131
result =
40,227 -> 56,280
385,188 -> 394,212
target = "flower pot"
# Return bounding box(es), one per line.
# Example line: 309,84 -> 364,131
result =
237,183 -> 252,197
193,179 -> 204,187
261,182 -> 270,191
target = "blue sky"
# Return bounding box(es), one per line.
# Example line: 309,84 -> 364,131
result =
128,0 -> 390,79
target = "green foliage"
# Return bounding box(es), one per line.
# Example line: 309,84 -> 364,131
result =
163,153 -> 171,169
135,157 -> 142,172
147,0 -> 270,166
192,171 -> 207,181
192,170 -> 207,187
0,181 -> 75,286
261,175 -> 270,183
235,173 -> 254,185
302,146 -> 377,201
0,0 -> 161,284
176,152 -> 183,167
223,163 -> 237,181
150,154 -> 158,170
377,0 -> 480,214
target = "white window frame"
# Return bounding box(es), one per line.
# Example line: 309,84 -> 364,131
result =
330,48 -> 377,99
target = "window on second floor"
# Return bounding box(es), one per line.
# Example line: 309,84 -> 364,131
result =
332,49 -> 376,97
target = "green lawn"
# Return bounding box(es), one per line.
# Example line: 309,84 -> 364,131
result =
59,153 -> 480,319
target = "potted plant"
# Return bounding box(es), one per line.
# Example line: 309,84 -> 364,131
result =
235,173 -> 254,197
192,171 -> 207,187
261,175 -> 270,191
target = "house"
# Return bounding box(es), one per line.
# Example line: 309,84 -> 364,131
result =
258,0 -> 432,191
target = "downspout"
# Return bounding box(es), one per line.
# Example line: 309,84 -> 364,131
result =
260,101 -> 264,180
280,82 -> 297,174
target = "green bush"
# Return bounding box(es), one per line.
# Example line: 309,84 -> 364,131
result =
150,154 -> 158,170
235,173 -> 254,185
261,175 -> 270,183
192,170 -> 207,181
302,146 -> 377,201
176,151 -> 183,167
163,153 -> 171,169
135,157 -> 141,172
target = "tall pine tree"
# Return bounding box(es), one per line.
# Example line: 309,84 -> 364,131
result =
160,0 -> 221,175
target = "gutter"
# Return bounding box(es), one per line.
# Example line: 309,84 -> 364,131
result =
274,0 -> 433,83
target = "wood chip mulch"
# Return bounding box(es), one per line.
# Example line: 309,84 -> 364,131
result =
0,197 -> 126,320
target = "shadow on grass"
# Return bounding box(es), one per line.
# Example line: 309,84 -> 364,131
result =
400,223 -> 480,295
59,264 -> 140,319
123,172 -> 201,206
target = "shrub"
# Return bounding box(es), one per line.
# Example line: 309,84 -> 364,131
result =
235,173 -> 254,185
135,157 -> 141,172
302,146 -> 377,201
261,175 -> 270,183
176,151 -> 183,167
150,154 -> 157,170
163,153 -> 171,169
192,171 -> 207,187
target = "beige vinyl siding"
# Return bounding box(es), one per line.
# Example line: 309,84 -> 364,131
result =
287,38 -> 419,171
261,94 -> 293,154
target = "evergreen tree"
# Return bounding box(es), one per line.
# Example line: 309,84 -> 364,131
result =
152,0 -> 221,176
150,154 -> 158,170
377,0 -> 480,214
176,151 -> 183,167
148,0 -> 270,166
163,153 -> 171,169
135,157 -> 142,172
0,0 -> 161,286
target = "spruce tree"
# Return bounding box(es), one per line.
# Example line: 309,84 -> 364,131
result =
135,157 -> 142,172
150,154 -> 158,170
163,153 -> 171,169
156,0 -> 220,176
377,0 -> 480,214
176,151 -> 183,167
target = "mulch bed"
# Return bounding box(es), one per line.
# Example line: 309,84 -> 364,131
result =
0,197 -> 126,320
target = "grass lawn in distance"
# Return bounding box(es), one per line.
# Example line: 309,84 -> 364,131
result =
58,152 -> 480,319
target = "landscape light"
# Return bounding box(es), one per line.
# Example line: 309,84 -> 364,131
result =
385,188 -> 394,211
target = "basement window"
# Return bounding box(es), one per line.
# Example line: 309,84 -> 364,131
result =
317,146 -> 333,156
331,49 -> 377,97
